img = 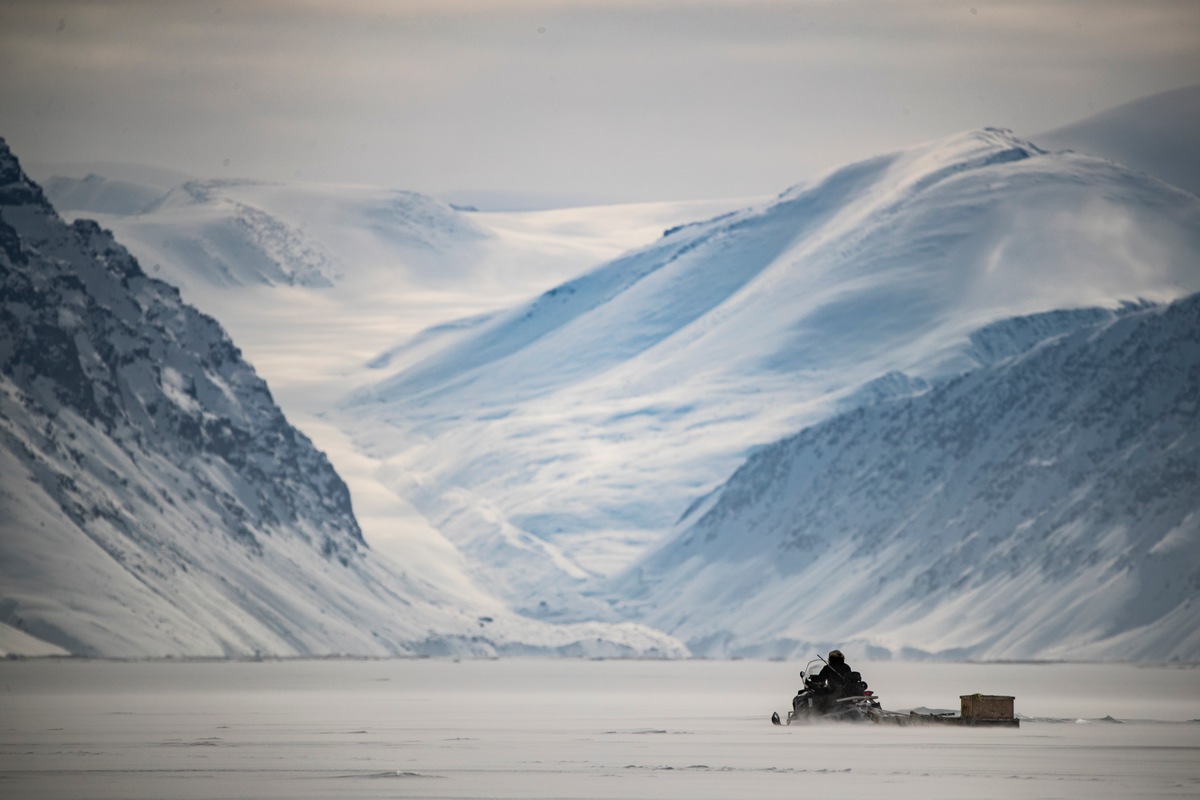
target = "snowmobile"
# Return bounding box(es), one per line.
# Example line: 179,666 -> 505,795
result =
771,657 -> 883,725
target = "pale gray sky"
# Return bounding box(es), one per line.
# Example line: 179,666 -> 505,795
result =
1,0 -> 1197,208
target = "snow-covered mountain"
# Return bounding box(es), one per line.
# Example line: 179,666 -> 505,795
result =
1038,84 -> 1200,198
610,295 -> 1200,662
0,138 -> 685,658
338,128 -> 1200,619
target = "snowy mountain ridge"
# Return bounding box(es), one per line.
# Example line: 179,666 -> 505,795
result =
0,138 -> 685,658
964,301 -> 1156,367
611,294 -> 1200,662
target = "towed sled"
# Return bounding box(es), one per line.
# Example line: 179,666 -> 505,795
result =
771,658 -> 883,725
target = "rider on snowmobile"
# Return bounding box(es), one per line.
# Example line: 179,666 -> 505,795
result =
814,649 -> 853,694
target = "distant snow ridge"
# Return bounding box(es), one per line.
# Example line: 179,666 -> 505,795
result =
0,138 -> 685,659
360,188 -> 488,251
340,127 -> 1200,619
54,176 -> 494,300
42,173 -> 164,216
612,296 -> 1200,662
137,180 -> 342,288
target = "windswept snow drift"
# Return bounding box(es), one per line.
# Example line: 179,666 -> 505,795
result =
337,128 -> 1200,622
612,296 -> 1200,662
0,138 -> 685,659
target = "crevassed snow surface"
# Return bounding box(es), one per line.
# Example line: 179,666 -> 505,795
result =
335,129 -> 1200,619
2,659 -> 1198,800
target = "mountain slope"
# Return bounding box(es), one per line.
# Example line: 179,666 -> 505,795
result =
0,138 -> 684,658
611,296 -> 1200,662
338,128 -> 1200,615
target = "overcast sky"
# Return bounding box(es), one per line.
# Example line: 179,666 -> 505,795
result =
1,0 -> 1197,208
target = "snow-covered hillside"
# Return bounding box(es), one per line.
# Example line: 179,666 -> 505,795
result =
611,296 -> 1200,662
0,138 -> 685,658
338,128 -> 1200,618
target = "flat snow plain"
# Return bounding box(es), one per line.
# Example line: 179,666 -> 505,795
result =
2,659 -> 1197,799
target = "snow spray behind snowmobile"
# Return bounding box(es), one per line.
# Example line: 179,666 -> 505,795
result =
771,657 -> 882,725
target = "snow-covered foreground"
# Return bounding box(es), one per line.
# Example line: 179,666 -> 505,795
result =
3,659 -> 1197,799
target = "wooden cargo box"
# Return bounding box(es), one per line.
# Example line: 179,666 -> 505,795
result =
960,693 -> 1015,721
